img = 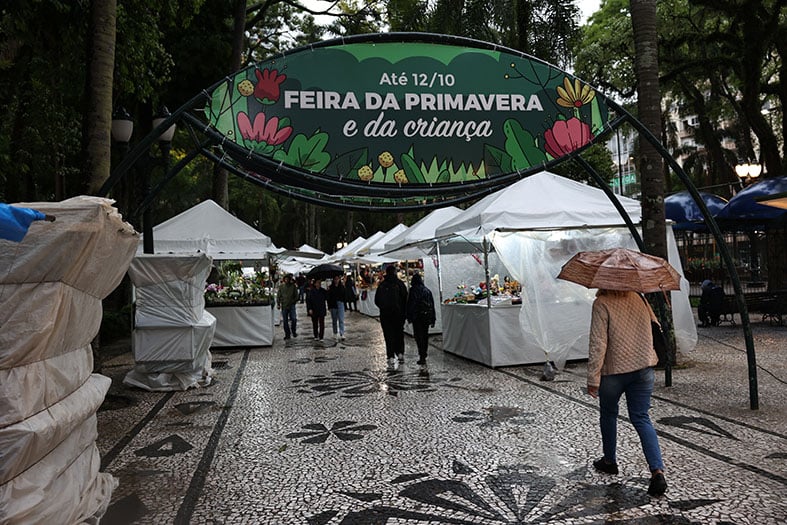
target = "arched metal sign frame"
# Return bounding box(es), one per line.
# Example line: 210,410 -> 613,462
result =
99,32 -> 758,409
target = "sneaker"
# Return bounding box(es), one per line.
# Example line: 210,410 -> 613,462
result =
648,472 -> 667,497
340,334 -> 345,341
592,458 -> 619,475
387,358 -> 396,366
314,336 -> 319,341
293,332 -> 298,338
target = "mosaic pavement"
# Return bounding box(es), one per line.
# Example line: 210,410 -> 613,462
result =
96,305 -> 787,524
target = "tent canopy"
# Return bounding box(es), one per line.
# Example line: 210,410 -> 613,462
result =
715,176 -> 787,225
435,171 -> 642,238
383,207 -> 463,258
142,199 -> 282,259
665,191 -> 728,230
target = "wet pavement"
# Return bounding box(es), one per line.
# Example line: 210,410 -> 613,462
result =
96,304 -> 787,524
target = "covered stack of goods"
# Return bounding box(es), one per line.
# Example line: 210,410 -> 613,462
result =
124,253 -> 216,391
0,197 -> 138,523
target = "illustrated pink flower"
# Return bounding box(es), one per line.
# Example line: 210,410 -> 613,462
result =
237,111 -> 293,145
254,68 -> 286,104
544,117 -> 594,158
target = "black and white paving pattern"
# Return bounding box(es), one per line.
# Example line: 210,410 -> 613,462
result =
96,306 -> 787,524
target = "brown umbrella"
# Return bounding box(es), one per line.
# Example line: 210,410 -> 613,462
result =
557,248 -> 682,293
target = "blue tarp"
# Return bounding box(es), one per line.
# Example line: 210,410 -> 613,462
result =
665,191 -> 728,230
0,203 -> 47,242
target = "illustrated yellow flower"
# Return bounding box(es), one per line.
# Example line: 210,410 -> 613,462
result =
237,79 -> 254,97
358,165 -> 374,181
393,170 -> 408,183
378,151 -> 394,168
556,77 -> 595,109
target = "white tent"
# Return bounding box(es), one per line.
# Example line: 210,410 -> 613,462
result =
435,172 -> 642,238
432,171 -> 696,368
140,199 -> 282,259
383,207 -> 462,257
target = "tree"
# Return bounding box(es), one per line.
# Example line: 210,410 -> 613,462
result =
84,0 -> 117,195
630,0 -> 666,259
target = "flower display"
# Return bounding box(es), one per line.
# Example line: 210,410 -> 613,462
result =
205,267 -> 274,306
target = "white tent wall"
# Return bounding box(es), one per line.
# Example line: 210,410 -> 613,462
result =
491,226 -> 696,369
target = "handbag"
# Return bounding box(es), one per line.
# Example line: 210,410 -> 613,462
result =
641,295 -> 670,367
650,320 -> 669,367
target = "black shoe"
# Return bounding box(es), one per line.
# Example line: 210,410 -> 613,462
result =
293,332 -> 298,338
593,458 -> 619,475
283,335 -> 291,340
648,472 -> 667,496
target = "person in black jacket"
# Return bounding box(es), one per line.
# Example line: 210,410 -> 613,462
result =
327,275 -> 347,340
305,279 -> 328,341
406,272 -> 436,366
374,265 -> 408,364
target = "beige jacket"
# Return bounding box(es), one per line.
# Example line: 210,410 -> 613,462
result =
587,291 -> 659,388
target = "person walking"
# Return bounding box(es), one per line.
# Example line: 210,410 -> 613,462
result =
296,273 -> 307,303
405,272 -> 436,366
276,273 -> 299,340
586,289 -> 667,497
305,279 -> 327,341
374,265 -> 408,365
327,275 -> 346,340
344,274 -> 358,312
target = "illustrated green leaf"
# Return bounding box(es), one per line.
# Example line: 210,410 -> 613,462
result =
328,148 -> 369,179
436,169 -> 451,183
273,131 -> 331,172
503,119 -> 547,170
484,144 -> 513,175
400,153 -> 425,183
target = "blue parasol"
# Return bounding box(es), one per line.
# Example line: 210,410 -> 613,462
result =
715,176 -> 787,226
664,191 -> 728,231
0,203 -> 55,242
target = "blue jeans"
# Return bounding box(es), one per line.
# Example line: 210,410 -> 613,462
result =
598,367 -> 664,472
281,304 -> 297,337
330,303 -> 345,336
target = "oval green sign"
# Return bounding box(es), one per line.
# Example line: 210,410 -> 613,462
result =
204,34 -> 610,192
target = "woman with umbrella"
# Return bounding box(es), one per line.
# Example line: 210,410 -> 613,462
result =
558,248 -> 679,498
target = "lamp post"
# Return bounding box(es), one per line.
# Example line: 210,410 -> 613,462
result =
735,161 -> 762,187
111,105 -> 176,254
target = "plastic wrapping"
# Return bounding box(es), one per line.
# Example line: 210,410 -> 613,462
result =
132,310 -> 216,362
128,254 -> 212,326
0,345 -> 93,429
0,375 -> 109,485
0,197 -> 137,524
0,282 -> 101,369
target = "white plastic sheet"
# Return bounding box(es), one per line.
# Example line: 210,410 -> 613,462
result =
491,227 -> 697,369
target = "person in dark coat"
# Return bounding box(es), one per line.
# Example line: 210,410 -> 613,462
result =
344,275 -> 358,312
406,272 -> 437,366
698,279 -> 724,327
374,265 -> 408,364
327,275 -> 347,340
305,279 -> 328,341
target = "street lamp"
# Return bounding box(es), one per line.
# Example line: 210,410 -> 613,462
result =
110,105 -> 176,254
735,162 -> 762,186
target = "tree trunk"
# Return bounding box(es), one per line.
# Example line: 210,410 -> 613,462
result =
630,0 -> 666,259
84,0 -> 117,195
212,0 -> 246,208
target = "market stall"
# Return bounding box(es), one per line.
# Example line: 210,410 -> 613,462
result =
140,199 -> 280,347
432,171 -> 697,368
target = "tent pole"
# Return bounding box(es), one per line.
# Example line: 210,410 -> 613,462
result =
435,242 -> 444,303
483,236 -> 491,308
